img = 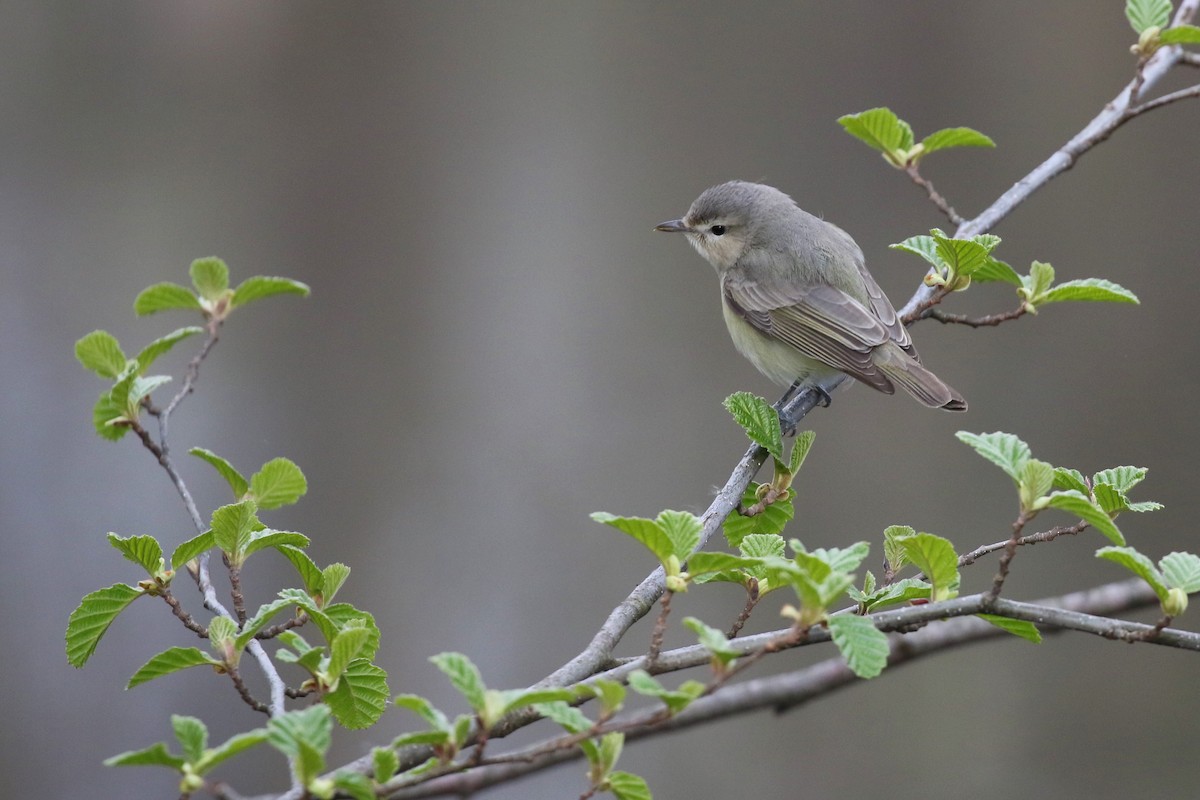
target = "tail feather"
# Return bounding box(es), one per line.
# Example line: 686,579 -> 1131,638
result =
874,344 -> 967,411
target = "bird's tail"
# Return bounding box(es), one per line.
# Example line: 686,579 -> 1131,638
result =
875,344 -> 967,411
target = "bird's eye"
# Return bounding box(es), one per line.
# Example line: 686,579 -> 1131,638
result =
710,225 -> 726,236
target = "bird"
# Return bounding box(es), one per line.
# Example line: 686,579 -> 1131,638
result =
655,180 -> 966,411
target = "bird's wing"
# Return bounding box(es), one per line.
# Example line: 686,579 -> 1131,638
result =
722,273 -> 894,391
855,261 -> 916,356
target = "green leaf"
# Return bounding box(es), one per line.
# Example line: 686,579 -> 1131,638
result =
1160,552 -> 1200,593
92,386 -> 131,441
656,510 -> 703,560
75,331 -> 128,379
393,694 -> 451,732
430,652 -> 487,713
883,525 -> 915,573
107,533 -> 164,575
277,544 -> 323,596
231,276 -> 312,308
172,715 -> 208,764
682,616 -> 738,668
266,705 -> 332,761
890,235 -> 943,270
933,231 -> 993,277
326,659 -> 390,730
497,688 -> 576,719
972,257 -> 1023,286
591,512 -> 675,566
837,107 -> 914,165
920,127 -> 995,154
127,647 -> 222,688
740,533 -> 786,560
134,282 -> 201,316
849,577 -> 932,611
956,431 -> 1030,481
249,457 -> 308,510
1159,24 -> 1200,43
900,533 -> 960,601
104,742 -> 186,770
128,374 -> 172,409
208,616 -> 237,653
332,770 -> 376,800
1026,261 -> 1055,299
724,485 -> 794,548
210,500 -> 260,563
1037,278 -> 1139,305
686,552 -> 764,578
587,678 -> 627,715
533,700 -> 592,735
608,771 -> 653,800
235,597 -> 299,649
597,731 -> 624,775
978,614 -> 1043,643
372,746 -> 401,784
723,392 -> 784,460
1093,466 -> 1148,495
1126,0 -> 1172,33
66,583 -> 144,667
812,541 -> 871,574
391,730 -> 450,748
324,604 -> 381,661
320,563 -> 351,604
1046,490 -> 1125,546
626,670 -> 705,714
1127,500 -> 1165,513
194,729 -> 268,774
189,448 -> 250,498
190,257 -> 230,301
328,627 -> 372,684
788,429 -> 816,474
171,531 -> 214,569
827,614 -> 890,679
1097,546 -> 1167,600
242,529 -> 311,561
135,327 -> 204,372
1053,467 -> 1089,494
1020,458 -> 1055,512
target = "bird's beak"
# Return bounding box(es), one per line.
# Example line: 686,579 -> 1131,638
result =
654,218 -> 691,233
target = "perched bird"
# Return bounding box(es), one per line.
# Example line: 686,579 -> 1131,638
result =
656,180 -> 966,411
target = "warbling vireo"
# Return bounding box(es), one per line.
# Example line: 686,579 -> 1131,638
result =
656,180 -> 966,411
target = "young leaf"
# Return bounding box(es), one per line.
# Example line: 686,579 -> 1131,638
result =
837,107 -> 914,165
320,563 -> 351,604
626,670 -> 705,714
325,659 -> 390,730
932,231 -> 992,277
656,510 -> 703,560
585,678 -> 627,715
607,771 -> 653,800
1037,278 -> 1138,305
242,529 -> 311,561
66,583 -> 144,667
327,627 -> 372,685
900,533 -> 959,601
1092,466 -> 1148,495
1158,24 -> 1200,44
956,431 -> 1030,481
332,770 -> 376,800
686,552 -> 764,578
231,276 -> 312,308
190,257 -> 230,301
1052,467 -> 1089,494
92,386 -> 131,441
172,715 -> 208,764
890,235 -> 943,269
135,327 -> 204,372
171,531 -> 215,569
1160,552 -> 1200,593
324,604 -> 381,661
724,485 -> 794,548
235,597 -> 301,649
1046,491 -> 1125,545
919,127 -> 995,154
883,525 -> 916,573
827,614 -> 889,679
789,430 -> 816,474
248,457 -> 308,510
740,533 -> 786,559
134,282 -> 201,316
127,647 -> 223,688
1026,260 -> 1055,300
533,700 -> 592,735
189,447 -> 250,498
812,541 -> 871,574
972,257 -> 1023,286
723,392 -> 784,460
277,544 -> 324,596
104,742 -> 186,770
1126,0 -> 1172,33
266,705 -> 333,760
1097,546 -> 1167,600
210,500 -> 260,563
1020,458 -> 1055,512
849,577 -> 932,612
372,746 -> 401,784
430,652 -> 487,713
978,614 -> 1043,643
75,331 -> 128,379
591,512 -> 675,566
107,533 -> 164,575
393,694 -> 451,732
683,616 -> 739,670
193,729 -> 268,774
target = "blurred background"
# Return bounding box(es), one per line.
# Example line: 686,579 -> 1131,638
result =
3,2 -> 1198,797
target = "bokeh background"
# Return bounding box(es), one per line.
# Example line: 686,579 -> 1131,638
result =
3,2 -> 1198,797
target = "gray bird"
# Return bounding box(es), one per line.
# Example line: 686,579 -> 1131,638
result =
656,180 -> 966,411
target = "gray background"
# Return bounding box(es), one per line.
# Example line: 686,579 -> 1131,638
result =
3,2 -> 1198,798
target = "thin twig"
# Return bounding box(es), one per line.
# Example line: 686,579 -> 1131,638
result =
160,590 -> 208,637
1130,83 -> 1200,115
726,584 -> 759,639
904,164 -> 964,225
1182,52 -> 1200,67
646,592 -> 672,668
985,512 -> 1029,604
925,305 -> 1027,328
958,522 -> 1087,568
226,664 -> 269,715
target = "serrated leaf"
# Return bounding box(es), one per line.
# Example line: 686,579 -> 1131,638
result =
656,510 -> 703,560
391,730 -> 451,748
933,232 -> 992,277
104,742 -> 185,770
682,616 -> 738,667
1160,552 -> 1200,593
588,678 -> 627,714
812,541 -> 871,574
591,512 -> 675,566
827,614 -> 889,679
608,771 -> 653,800
188,448 -> 250,498
534,700 -> 592,735
266,705 -> 332,760
626,670 -> 704,714
134,282 -> 201,316
900,533 -> 959,601
883,525 -> 916,572
978,614 -> 1043,643
171,715 -> 208,764
92,386 -> 131,441
277,544 -> 323,596
324,604 -> 380,661
235,597 -> 299,649
75,331 -> 128,379
890,235 -> 944,270
327,627 -> 372,684
107,533 -> 164,575
788,430 -> 816,474
326,659 -> 390,729
320,563 -> 350,604
838,107 -> 914,164
972,257 -> 1023,286
208,616 -> 237,651
332,770 -> 376,800
127,647 -> 222,688
1126,0 -> 1172,33
1097,546 -> 1167,600
920,127 -> 995,154
430,652 -> 487,713
231,276 -> 312,308
724,485 -> 795,548
850,577 -> 932,611
171,531 -> 214,569
135,327 -> 204,372
190,257 -> 230,301
686,552 -> 764,578
210,500 -> 259,563
129,374 -> 172,409
372,746 -> 400,784
497,688 -> 576,719
1093,466 -> 1148,495
1026,261 -> 1055,299
1037,278 -> 1138,305
242,529 -> 311,561
1093,483 -> 1127,515
66,583 -> 144,667
1047,490 -> 1125,546
740,533 -> 786,559
1052,467 -> 1089,494
394,694 -> 450,732
249,457 -> 308,510
1127,500 -> 1164,513
723,392 -> 784,460
597,731 -> 624,775
1159,24 -> 1200,43
1020,458 -> 1055,511
956,431 -> 1030,481
194,729 -> 268,774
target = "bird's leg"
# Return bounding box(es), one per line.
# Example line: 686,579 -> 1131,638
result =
776,379 -> 804,408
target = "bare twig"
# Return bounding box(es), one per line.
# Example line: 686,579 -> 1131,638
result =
1130,83 -> 1200,115
726,584 -> 759,639
226,664 -> 269,715
985,512 -> 1030,603
160,589 -> 208,637
1181,52 -> 1200,67
646,592 -> 672,668
925,305 -> 1027,328
904,164 -> 964,225
958,522 -> 1087,567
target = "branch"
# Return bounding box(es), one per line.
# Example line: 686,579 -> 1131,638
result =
1130,82 -> 1200,115
904,164 -> 964,225
925,305 -> 1027,327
